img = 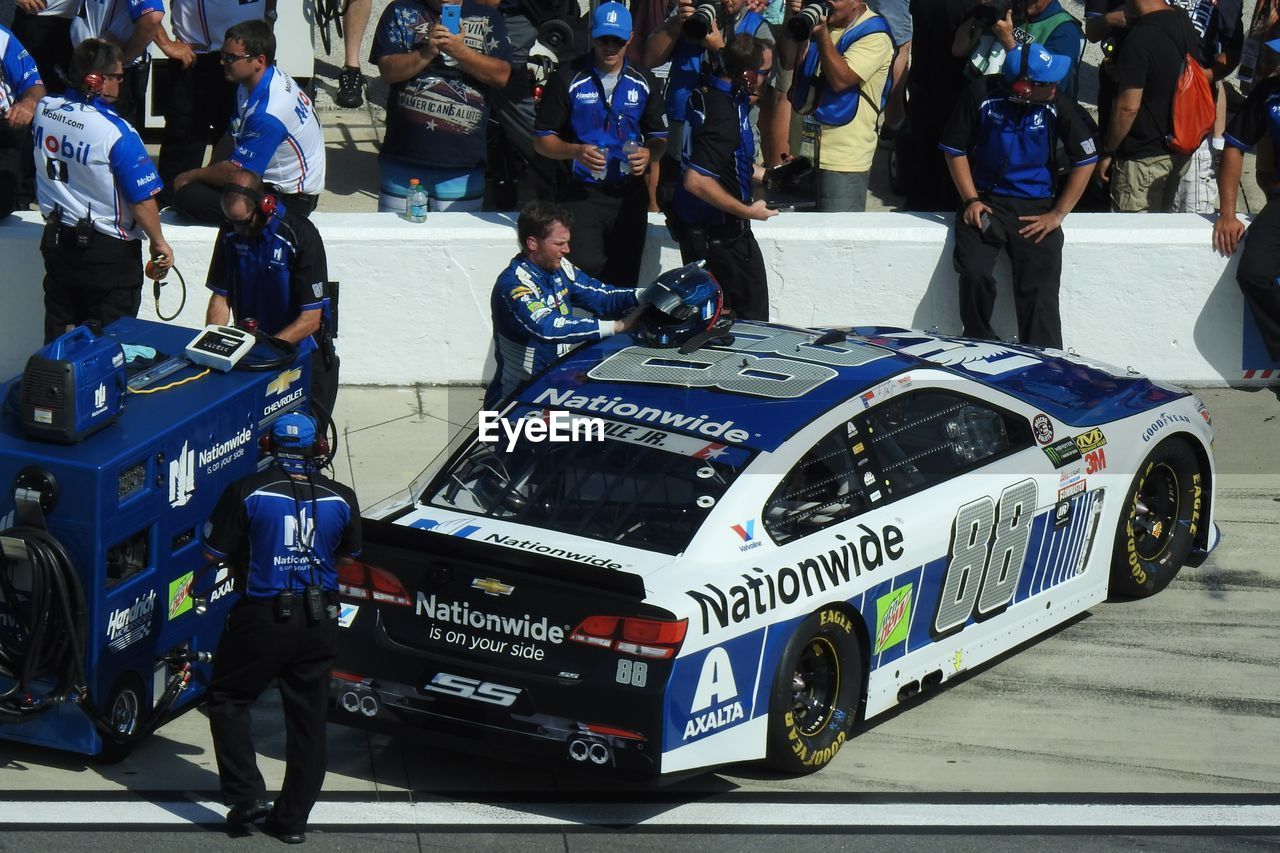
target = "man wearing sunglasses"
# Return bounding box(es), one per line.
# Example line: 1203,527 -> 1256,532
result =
32,38 -> 173,343
173,20 -> 324,223
203,168 -> 339,420
533,2 -> 667,287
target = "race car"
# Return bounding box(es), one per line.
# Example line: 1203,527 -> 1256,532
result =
329,319 -> 1218,777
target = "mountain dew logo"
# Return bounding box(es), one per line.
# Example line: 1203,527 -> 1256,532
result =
168,571 -> 194,620
874,584 -> 912,654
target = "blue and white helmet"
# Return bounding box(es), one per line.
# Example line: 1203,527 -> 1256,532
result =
637,263 -> 724,348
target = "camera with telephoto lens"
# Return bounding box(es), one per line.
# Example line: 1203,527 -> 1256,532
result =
787,0 -> 833,40
683,2 -> 720,40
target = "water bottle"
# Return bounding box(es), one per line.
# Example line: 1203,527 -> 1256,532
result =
621,134 -> 641,175
406,178 -> 428,223
590,146 -> 609,181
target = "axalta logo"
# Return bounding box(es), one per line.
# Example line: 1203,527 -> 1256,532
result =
199,427 -> 253,467
686,525 -> 905,634
873,584 -> 912,654
264,387 -> 305,417
533,387 -> 750,444
731,520 -> 762,552
685,647 -> 745,740
484,533 -> 623,569
169,441 -> 196,507
106,590 -> 156,652
37,129 -> 91,164
415,593 -> 567,644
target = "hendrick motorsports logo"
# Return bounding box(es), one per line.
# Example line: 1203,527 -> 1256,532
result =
106,590 -> 156,653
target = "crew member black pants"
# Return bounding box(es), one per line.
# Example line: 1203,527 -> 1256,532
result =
9,9 -> 72,93
562,178 -> 650,287
675,220 -> 770,321
0,120 -> 32,217
953,194 -> 1063,349
1235,196 -> 1280,361
41,227 -> 142,343
207,597 -> 338,834
158,52 -> 239,207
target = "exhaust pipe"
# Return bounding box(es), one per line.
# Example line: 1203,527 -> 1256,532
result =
897,680 -> 920,703
568,738 -> 590,762
359,693 -> 379,717
340,691 -> 361,713
587,742 -> 610,765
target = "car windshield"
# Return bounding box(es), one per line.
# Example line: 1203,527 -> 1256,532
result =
422,408 -> 753,555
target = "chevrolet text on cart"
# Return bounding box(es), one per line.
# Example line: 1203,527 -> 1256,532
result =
328,323 -> 1218,777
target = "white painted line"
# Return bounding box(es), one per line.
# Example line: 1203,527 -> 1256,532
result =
0,800 -> 1278,828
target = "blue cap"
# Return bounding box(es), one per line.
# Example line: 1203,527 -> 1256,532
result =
592,2 -> 632,40
1003,43 -> 1071,84
1266,37 -> 1280,53
272,412 -> 317,454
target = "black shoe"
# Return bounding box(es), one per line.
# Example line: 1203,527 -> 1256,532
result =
264,813 -> 306,844
334,66 -> 364,109
225,799 -> 271,827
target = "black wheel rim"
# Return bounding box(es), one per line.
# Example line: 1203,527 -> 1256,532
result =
1133,462 -> 1180,562
790,636 -> 840,737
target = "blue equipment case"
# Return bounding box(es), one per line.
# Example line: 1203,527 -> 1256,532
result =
0,318 -> 310,756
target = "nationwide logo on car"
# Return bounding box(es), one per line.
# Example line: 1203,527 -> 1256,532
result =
471,577 -> 515,596
874,584 -> 912,654
731,520 -> 762,552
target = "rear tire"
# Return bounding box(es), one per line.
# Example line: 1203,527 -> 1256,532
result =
764,605 -> 862,774
95,673 -> 146,764
1110,437 -> 1205,598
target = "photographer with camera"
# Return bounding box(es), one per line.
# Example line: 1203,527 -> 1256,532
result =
783,0 -> 892,211
644,0 -> 774,206
204,411 -> 362,844
953,0 -> 1083,98
941,43 -> 1098,349
370,0 -> 512,214
669,33 -> 777,320
533,3 -> 667,286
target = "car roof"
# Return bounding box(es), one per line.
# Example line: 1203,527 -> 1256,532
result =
514,323 -> 1177,454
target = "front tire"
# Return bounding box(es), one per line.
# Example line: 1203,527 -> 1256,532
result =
1110,436 -> 1205,598
764,605 -> 862,774
95,673 -> 146,764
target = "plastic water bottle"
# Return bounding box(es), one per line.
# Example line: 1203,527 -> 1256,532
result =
590,146 -> 609,181
621,134 -> 641,174
406,178 -> 428,223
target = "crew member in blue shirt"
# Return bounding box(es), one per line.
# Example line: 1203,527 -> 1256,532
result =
534,2 -> 667,287
1212,52 -> 1280,360
204,411 -> 361,844
205,168 -> 338,420
669,34 -> 777,322
1,23 -> 45,217
940,43 -> 1098,349
174,19 -> 325,222
32,38 -> 173,343
486,200 -> 643,408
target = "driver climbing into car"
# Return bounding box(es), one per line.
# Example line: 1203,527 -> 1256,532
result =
485,200 -> 646,408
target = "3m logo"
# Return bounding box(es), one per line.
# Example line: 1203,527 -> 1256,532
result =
267,368 -> 302,395
168,441 -> 195,507
1084,448 -> 1107,475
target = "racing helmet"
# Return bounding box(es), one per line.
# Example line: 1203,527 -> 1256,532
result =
637,264 -> 724,348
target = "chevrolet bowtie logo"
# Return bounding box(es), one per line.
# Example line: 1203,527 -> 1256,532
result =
267,368 -> 302,395
471,578 -> 514,596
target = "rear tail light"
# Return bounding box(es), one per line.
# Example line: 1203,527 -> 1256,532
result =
338,561 -> 413,606
569,615 -> 688,659
584,723 -> 646,741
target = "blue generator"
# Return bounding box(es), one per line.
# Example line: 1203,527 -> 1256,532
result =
0,318 -> 311,758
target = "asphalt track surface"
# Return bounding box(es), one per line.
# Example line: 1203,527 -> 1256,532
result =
1,385 -> 1279,850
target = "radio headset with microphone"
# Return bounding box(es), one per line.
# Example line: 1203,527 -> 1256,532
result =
222,183 -> 279,219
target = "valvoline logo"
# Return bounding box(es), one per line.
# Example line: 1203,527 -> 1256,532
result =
731,520 -> 762,552
37,129 -> 91,164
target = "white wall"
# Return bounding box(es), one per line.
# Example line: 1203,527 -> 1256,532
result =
0,210 -> 1263,385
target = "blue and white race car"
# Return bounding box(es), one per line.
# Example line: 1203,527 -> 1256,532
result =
330,321 -> 1217,777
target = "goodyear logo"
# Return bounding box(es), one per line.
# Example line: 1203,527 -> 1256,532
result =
1074,428 -> 1106,454
873,584 -> 912,654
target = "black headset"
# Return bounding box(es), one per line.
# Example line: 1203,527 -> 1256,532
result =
259,420 -> 330,460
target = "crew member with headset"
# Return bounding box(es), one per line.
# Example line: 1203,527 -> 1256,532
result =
1,22 -> 45,217
32,38 -> 173,344
204,411 -> 361,845
533,2 -> 667,287
940,43 -> 1098,349
669,33 -> 777,321
204,168 -> 339,421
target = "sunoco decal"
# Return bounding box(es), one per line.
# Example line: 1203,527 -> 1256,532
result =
106,590 -> 156,653
685,525 -> 905,634
416,593 -> 568,661
873,584 -> 912,654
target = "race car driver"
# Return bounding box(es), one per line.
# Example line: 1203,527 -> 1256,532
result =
485,199 -> 645,408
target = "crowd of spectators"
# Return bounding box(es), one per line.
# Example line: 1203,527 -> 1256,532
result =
2,0 -> 1277,354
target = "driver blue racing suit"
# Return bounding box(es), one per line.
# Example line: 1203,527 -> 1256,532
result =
486,254 -> 639,408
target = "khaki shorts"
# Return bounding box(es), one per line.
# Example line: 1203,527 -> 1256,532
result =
1111,153 -> 1192,213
